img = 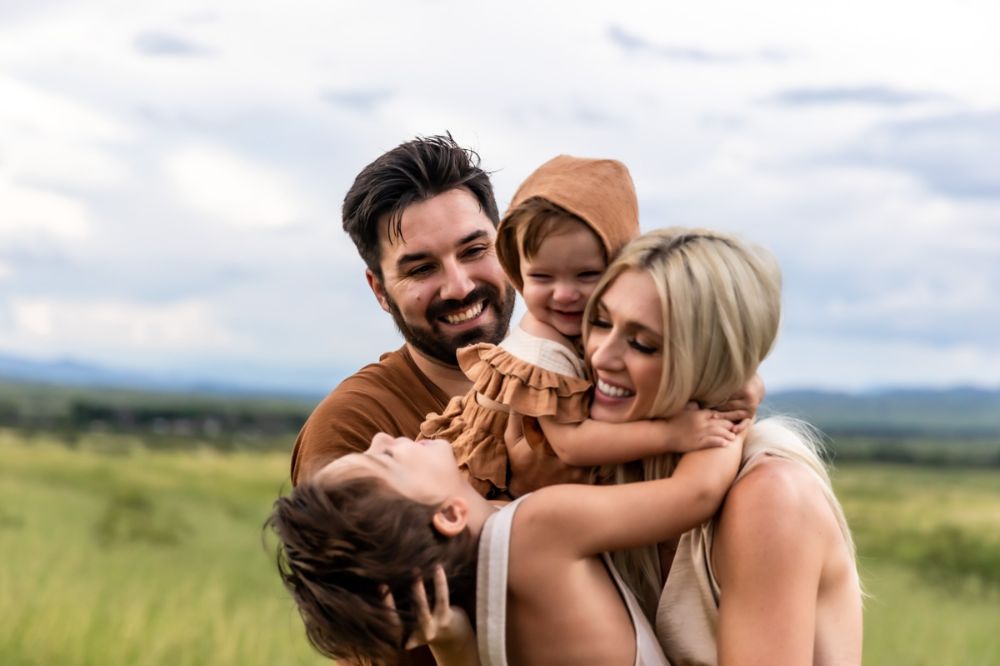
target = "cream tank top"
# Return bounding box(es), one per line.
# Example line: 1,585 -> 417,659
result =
476,496 -> 670,666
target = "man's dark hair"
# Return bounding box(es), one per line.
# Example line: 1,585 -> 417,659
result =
266,476 -> 477,664
342,134 -> 500,279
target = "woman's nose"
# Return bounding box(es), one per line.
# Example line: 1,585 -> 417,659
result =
589,333 -> 624,371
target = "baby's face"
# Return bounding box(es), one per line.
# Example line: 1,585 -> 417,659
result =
314,434 -> 463,505
520,219 -> 606,338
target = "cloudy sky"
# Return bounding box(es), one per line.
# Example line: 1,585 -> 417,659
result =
2,0 -> 998,394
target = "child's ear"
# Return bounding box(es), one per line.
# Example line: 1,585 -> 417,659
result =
431,497 -> 469,537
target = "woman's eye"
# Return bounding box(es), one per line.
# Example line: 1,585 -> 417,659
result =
629,339 -> 659,355
589,318 -> 611,329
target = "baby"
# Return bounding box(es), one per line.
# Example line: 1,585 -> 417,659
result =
420,156 -> 737,497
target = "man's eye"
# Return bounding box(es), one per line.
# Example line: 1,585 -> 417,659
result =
462,245 -> 488,259
408,265 -> 434,277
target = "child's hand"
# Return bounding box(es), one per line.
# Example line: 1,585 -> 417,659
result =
656,403 -> 737,452
713,373 -> 765,433
385,566 -> 475,653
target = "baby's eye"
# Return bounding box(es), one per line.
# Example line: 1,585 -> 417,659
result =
578,270 -> 603,281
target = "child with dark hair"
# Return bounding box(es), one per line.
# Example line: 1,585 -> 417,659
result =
269,430 -> 742,665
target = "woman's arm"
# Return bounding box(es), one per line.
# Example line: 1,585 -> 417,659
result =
713,459 -> 835,666
538,407 -> 735,467
519,429 -> 745,558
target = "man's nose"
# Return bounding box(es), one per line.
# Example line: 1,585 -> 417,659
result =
439,259 -> 476,302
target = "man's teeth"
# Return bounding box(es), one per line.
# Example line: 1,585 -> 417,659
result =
444,301 -> 485,324
597,379 -> 634,398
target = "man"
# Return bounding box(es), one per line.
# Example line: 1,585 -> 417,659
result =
290,135 -> 516,485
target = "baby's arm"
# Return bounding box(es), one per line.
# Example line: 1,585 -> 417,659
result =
539,406 -> 735,467
522,428 -> 746,559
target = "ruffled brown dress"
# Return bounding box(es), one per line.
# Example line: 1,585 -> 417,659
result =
420,326 -> 591,497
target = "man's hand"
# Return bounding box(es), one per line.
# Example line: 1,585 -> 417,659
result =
714,373 -> 765,433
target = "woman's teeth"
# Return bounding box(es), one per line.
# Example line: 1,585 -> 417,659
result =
444,300 -> 484,324
597,379 -> 634,398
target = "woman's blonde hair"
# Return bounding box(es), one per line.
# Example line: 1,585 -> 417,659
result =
583,227 -> 783,419
582,228 -> 858,618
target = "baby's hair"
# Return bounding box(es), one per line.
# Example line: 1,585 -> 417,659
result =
495,196 -> 605,291
266,476 -> 477,664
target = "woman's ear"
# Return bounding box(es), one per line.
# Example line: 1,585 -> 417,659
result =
431,497 -> 469,537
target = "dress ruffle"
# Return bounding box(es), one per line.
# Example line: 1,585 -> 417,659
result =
457,343 -> 591,423
419,343 -> 592,496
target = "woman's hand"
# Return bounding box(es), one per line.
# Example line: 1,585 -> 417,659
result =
385,566 -> 479,664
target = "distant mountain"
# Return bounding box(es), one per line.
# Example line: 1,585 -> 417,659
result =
0,353 -> 325,401
763,387 -> 1000,437
2,352 -> 998,436
0,353 -> 155,388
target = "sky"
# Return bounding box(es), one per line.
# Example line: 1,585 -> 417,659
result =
1,0 -> 998,394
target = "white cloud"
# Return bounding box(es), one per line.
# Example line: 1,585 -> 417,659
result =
762,336 -> 1000,391
163,144 -> 305,228
0,75 -> 130,189
0,0 -> 997,390
0,177 -> 90,239
5,297 -> 245,354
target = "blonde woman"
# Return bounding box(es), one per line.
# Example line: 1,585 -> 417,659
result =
584,229 -> 863,665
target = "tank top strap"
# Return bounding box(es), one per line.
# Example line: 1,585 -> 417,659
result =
476,495 -> 529,666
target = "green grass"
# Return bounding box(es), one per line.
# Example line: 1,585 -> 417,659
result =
834,463 -> 1000,664
3,432 -> 999,664
0,430 -> 325,666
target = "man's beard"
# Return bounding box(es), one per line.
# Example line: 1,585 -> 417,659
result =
386,283 -> 515,366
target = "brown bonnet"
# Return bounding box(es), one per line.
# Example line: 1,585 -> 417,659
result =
497,155 -> 640,290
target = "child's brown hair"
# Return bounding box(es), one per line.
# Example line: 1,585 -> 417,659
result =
266,477 -> 477,664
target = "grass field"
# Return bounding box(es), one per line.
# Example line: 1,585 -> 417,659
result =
2,430 -> 998,665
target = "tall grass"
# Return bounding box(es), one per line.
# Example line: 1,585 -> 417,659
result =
0,431 -> 325,666
3,432 -> 999,664
835,463 -> 1000,664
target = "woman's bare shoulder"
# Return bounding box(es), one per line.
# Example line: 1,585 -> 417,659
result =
715,456 -> 837,561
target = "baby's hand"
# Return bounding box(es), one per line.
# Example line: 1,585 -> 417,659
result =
714,373 -> 765,433
654,403 -> 736,452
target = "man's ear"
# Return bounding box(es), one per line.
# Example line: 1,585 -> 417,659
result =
366,268 -> 391,313
431,497 -> 469,537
